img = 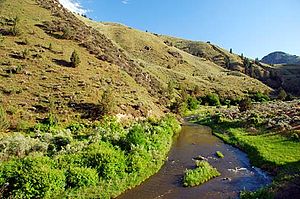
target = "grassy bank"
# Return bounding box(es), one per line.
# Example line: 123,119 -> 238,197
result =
193,102 -> 300,198
0,115 -> 180,198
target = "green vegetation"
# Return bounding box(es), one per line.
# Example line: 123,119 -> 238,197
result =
183,160 -> 220,187
195,100 -> 300,198
0,105 -> 9,131
0,116 -> 180,198
70,50 -> 80,67
216,151 -> 224,158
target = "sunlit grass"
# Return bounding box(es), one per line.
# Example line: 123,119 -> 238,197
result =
183,160 -> 220,187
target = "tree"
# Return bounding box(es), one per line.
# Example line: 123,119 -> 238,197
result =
99,89 -> 114,116
277,88 -> 287,101
70,50 -> 80,67
240,53 -> 244,59
167,80 -> 175,99
0,105 -> 9,131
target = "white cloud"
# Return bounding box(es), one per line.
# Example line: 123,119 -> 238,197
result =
58,0 -> 87,14
122,0 -> 129,5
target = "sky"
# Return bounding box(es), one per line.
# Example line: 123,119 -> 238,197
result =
59,0 -> 300,59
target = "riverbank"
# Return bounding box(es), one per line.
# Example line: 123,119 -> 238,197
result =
193,101 -> 300,198
118,123 -> 271,199
0,115 -> 180,198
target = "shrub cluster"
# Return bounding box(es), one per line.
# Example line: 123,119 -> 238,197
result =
0,116 -> 180,198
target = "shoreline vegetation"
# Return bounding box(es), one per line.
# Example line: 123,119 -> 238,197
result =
192,100 -> 300,198
183,160 -> 220,187
0,115 -> 180,198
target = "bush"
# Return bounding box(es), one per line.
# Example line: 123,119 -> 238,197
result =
126,124 -> 148,147
67,167 -> 98,188
0,156 -> 66,198
0,133 -> 48,160
251,91 -> 270,102
247,112 -> 263,127
99,89 -> 114,116
70,50 -> 80,68
84,142 -> 127,180
183,160 -> 220,187
0,105 -> 9,131
186,96 -> 199,110
203,94 -> 221,106
277,88 -> 287,101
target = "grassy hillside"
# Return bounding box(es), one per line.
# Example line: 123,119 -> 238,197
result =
0,0 -> 168,129
80,18 -> 270,98
0,0 -> 271,131
160,35 -> 300,96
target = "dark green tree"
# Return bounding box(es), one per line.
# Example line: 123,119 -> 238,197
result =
277,88 -> 287,101
70,50 -> 80,67
99,89 -> 114,116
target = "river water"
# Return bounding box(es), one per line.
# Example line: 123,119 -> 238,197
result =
118,122 -> 272,199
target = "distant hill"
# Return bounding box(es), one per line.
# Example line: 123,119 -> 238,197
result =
261,51 -> 300,65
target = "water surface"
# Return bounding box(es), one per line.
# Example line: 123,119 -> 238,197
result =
118,122 -> 271,199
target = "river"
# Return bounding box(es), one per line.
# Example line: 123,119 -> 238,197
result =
118,122 -> 271,199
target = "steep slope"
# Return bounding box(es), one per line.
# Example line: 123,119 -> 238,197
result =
0,0 -> 171,127
79,18 -> 270,99
261,51 -> 300,65
161,36 -> 300,96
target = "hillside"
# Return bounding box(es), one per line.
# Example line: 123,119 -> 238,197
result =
160,36 -> 300,96
79,18 -> 269,97
0,0 -> 271,129
261,51 -> 300,65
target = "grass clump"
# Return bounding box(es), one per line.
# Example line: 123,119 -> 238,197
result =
183,160 -> 220,187
216,151 -> 224,158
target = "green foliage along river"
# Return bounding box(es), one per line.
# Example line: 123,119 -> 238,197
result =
0,116 -> 180,198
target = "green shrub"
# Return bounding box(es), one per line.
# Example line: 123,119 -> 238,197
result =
183,160 -> 220,187
251,91 -> 270,102
0,156 -> 66,198
186,96 -> 199,110
247,112 -> 263,126
62,27 -> 73,39
70,50 -> 80,68
277,88 -> 287,101
84,142 -> 127,180
0,105 -> 9,131
126,124 -> 148,147
203,94 -> 221,106
99,89 -> 114,117
67,167 -> 98,188
216,151 -> 224,158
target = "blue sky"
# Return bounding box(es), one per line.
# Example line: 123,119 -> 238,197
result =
60,0 -> 300,59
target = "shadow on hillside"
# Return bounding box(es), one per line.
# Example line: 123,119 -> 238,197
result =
68,102 -> 103,120
35,24 -> 63,40
52,59 -> 71,68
